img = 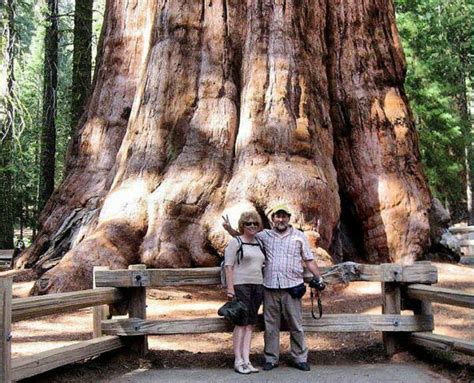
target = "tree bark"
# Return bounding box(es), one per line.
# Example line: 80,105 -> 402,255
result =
327,0 -> 431,263
0,0 -> 15,249
19,0 -> 431,294
17,0 -> 153,276
71,0 -> 93,132
38,0 -> 59,212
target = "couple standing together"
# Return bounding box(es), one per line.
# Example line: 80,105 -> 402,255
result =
222,204 -> 325,374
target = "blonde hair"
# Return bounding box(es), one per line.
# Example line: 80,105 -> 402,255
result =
237,211 -> 262,234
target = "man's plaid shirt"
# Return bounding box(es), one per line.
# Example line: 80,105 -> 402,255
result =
256,227 -> 314,289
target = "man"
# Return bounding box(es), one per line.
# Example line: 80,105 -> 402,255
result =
223,203 -> 325,372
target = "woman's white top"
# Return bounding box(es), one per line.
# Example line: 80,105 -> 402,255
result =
224,237 -> 265,285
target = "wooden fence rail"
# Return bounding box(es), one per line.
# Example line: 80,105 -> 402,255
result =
0,278 -> 128,382
11,336 -> 124,381
12,287 -> 124,322
1,261 -> 472,383
102,313 -> 434,336
402,281 -> 474,356
0,250 -> 14,271
409,332 -> 474,356
93,262 -> 438,288
404,284 -> 474,308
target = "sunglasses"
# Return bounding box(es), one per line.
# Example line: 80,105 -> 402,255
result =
244,222 -> 259,227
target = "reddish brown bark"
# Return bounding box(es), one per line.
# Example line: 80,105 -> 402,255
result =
17,0 -> 152,273
18,0 -> 431,294
327,0 -> 431,263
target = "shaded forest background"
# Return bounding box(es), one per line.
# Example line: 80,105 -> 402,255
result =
0,0 -> 472,249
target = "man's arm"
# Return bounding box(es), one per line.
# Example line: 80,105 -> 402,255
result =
305,259 -> 326,290
299,231 -> 322,279
222,215 -> 240,237
304,259 -> 322,279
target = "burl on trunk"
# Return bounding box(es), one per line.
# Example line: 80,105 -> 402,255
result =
17,0 -> 431,294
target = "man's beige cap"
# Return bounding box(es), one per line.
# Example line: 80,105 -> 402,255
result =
268,203 -> 291,216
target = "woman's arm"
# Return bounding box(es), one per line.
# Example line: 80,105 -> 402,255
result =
225,265 -> 235,299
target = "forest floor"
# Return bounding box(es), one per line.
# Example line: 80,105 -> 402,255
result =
11,262 -> 473,383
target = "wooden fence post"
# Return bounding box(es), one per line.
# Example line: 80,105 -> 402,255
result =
93,266 -> 110,338
401,281 -> 434,351
411,297 -> 433,317
1,277 -> 12,383
382,281 -> 401,356
401,261 -> 434,335
128,264 -> 148,355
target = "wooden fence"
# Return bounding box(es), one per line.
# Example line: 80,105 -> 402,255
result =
0,250 -> 14,271
1,261 -> 472,382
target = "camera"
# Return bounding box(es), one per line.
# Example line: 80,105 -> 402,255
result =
308,276 -> 325,291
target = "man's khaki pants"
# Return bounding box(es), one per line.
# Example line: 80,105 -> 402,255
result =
263,288 -> 308,364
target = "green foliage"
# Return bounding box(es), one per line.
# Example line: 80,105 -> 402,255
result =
396,0 -> 473,220
1,0 -> 105,240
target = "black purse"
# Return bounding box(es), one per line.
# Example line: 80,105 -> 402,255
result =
286,283 -> 307,299
217,299 -> 249,325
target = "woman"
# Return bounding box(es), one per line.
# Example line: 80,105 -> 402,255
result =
224,211 -> 265,374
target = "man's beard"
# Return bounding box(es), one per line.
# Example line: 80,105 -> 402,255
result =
274,223 -> 288,232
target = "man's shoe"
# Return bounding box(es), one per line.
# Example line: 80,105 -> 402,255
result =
294,362 -> 311,371
263,362 -> 279,371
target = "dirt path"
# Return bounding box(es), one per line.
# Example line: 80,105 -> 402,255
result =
13,262 -> 474,382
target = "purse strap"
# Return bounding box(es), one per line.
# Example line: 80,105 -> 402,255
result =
310,288 -> 323,319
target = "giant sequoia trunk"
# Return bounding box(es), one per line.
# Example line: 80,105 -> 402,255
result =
17,0 -> 431,294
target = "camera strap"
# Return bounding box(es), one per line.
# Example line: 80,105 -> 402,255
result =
310,288 -> 323,319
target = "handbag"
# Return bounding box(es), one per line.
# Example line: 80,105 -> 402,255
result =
217,299 -> 249,326
286,283 -> 306,299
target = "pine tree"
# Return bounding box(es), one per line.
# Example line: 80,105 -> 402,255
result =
0,0 -> 16,249
38,0 -> 59,212
71,0 -> 93,132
